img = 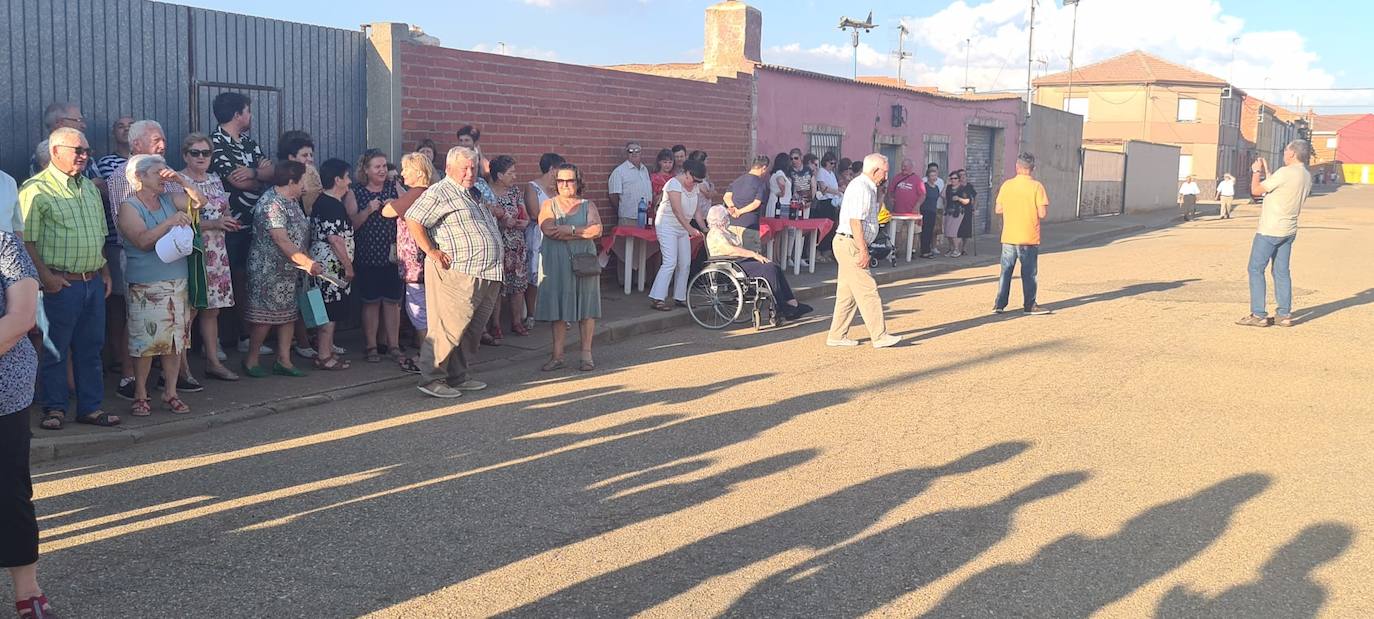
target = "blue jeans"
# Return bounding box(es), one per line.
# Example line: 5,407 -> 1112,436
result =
1248,233 -> 1296,318
39,279 -> 106,416
995,244 -> 1039,311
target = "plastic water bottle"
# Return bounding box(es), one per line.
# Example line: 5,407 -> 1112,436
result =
637,197 -> 647,228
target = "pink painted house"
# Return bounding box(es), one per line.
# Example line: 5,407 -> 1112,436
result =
613,1 -> 1027,234
755,66 -> 1024,233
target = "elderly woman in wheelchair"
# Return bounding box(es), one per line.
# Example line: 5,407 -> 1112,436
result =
690,205 -> 812,328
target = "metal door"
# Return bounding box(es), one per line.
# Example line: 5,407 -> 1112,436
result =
964,126 -> 995,233
1080,148 -> 1125,216
194,83 -> 282,165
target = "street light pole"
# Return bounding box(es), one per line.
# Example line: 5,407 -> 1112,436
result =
1025,0 -> 1037,122
1065,0 -> 1080,111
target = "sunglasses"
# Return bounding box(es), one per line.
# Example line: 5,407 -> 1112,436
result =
627,148 -> 641,154
791,156 -> 801,161
185,149 -> 212,158
690,175 -> 705,182
57,145 -> 92,156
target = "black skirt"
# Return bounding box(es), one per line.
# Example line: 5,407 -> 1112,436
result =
958,208 -> 975,239
0,409 -> 37,568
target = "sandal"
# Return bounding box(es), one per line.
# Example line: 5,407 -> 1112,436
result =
271,362 -> 307,377
16,595 -> 56,619
129,400 -> 152,417
480,333 -> 501,346
579,359 -> 596,372
511,322 -> 530,337
365,347 -> 382,363
540,358 -> 566,372
162,396 -> 191,414
77,410 -> 122,426
40,410 -> 65,431
205,365 -> 240,381
313,356 -> 351,371
396,356 -> 421,374
650,299 -> 672,312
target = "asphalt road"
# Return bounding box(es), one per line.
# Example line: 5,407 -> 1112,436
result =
19,186 -> 1374,618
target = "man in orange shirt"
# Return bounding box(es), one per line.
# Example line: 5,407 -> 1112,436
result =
993,153 -> 1051,315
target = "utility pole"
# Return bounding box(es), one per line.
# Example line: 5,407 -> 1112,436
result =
1065,0 -> 1080,110
1026,0 -> 1037,122
894,23 -> 912,82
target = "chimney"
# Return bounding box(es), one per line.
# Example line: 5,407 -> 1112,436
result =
703,0 -> 762,77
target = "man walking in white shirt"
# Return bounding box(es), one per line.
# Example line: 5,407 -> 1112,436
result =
1178,175 -> 1201,221
1216,173 -> 1236,219
827,154 -> 900,349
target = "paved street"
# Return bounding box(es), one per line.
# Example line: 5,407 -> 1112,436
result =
17,186 -> 1374,618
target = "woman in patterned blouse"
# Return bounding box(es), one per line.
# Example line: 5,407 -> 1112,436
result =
348,149 -> 403,364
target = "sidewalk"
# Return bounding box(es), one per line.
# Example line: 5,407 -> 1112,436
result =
29,208 -> 1180,462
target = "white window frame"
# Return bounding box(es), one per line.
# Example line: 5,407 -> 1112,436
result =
1177,98 -> 1199,123
1326,137 -> 1338,149
1178,154 -> 1194,180
1062,97 -> 1089,120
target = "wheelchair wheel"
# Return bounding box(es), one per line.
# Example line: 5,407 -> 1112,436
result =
868,256 -> 878,268
687,269 -> 744,329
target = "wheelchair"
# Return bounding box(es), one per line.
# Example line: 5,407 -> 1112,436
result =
686,258 -> 780,330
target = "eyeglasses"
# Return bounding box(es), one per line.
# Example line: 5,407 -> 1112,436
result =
59,116 -> 85,124
185,149 -> 212,158
555,178 -> 578,184
56,145 -> 92,156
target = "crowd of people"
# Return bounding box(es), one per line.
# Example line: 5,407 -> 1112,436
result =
0,92 -> 1316,617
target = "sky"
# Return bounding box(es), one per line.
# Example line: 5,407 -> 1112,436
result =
175,0 -> 1374,114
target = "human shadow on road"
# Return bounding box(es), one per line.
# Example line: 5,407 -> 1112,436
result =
921,473 -> 1271,618
720,471 -> 1090,618
904,279 -> 1199,343
1155,522 -> 1353,619
1290,288 -> 1374,325
497,441 -> 1033,618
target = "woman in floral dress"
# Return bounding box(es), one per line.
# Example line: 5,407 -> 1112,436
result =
178,133 -> 240,381
243,161 -> 322,378
306,158 -> 356,371
488,155 -> 531,339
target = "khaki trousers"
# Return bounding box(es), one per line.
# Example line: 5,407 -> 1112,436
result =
1220,196 -> 1234,218
418,261 -> 501,386
828,235 -> 888,342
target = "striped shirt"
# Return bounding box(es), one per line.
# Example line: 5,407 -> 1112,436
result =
18,165 -> 108,273
405,177 -> 504,282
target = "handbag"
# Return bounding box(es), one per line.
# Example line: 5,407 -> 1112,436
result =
554,199 -> 601,278
185,198 -> 209,309
297,284 -> 329,328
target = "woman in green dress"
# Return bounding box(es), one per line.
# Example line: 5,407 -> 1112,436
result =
534,163 -> 603,372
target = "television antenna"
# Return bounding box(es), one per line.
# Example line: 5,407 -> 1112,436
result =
839,11 -> 877,79
892,23 -> 912,82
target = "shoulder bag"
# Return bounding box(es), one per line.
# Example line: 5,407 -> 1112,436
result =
554,199 -> 601,278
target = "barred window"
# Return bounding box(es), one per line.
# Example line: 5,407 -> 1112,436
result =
808,132 -> 842,159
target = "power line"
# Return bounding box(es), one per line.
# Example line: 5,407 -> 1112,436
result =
1235,86 -> 1374,91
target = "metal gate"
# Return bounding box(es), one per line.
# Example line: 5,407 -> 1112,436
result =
0,0 -> 366,178
964,126 -> 996,233
1080,148 -> 1125,216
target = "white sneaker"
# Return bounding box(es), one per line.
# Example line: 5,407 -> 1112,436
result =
872,334 -> 902,349
294,346 -> 319,360
237,339 -> 274,355
826,338 -> 860,347
332,344 -> 347,355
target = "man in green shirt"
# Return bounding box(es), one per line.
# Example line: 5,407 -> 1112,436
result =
19,127 -> 120,429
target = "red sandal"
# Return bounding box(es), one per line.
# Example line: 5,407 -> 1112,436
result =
163,396 -> 191,414
16,595 -> 58,619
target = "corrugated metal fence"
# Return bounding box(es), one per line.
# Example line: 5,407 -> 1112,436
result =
0,0 -> 366,180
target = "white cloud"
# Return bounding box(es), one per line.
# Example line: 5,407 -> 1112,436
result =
470,42 -> 559,62
764,41 -> 895,75
890,0 -> 1359,111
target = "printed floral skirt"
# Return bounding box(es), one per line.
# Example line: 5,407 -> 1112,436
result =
126,279 -> 190,357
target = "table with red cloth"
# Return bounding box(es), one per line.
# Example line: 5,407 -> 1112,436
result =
758,217 -> 835,274
598,225 -> 703,295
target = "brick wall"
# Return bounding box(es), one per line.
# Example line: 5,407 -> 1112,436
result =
397,43 -> 753,224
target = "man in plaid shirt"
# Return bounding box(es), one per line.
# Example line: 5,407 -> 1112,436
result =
19,128 -> 120,429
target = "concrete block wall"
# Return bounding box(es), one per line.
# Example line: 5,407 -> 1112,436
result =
395,42 -> 753,223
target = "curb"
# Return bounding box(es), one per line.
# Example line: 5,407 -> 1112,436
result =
31,219 -> 1159,464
